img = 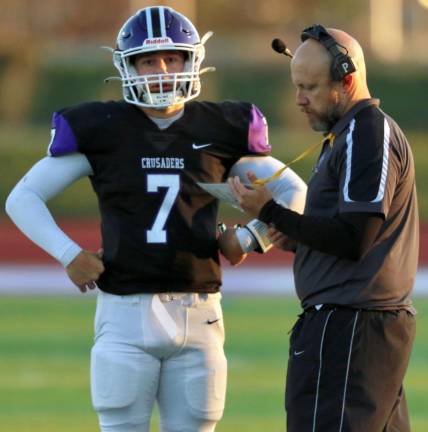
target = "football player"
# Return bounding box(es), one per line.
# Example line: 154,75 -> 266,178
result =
6,6 -> 306,432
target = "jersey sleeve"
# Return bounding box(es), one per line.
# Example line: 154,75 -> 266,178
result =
47,102 -> 105,157
47,111 -> 79,156
213,101 -> 271,158
337,110 -> 398,218
247,104 -> 271,155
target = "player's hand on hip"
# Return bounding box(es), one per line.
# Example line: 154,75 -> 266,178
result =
228,171 -> 272,219
66,250 -> 105,293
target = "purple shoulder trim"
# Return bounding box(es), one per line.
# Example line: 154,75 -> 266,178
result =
47,112 -> 78,156
248,105 -> 271,154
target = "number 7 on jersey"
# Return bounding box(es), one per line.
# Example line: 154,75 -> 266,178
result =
146,174 -> 180,243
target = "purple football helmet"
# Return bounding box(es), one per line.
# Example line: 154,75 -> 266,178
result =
112,6 -> 214,108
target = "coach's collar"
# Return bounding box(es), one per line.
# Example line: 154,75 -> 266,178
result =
330,98 -> 380,138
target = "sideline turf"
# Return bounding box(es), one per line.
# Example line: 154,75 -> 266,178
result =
0,296 -> 426,431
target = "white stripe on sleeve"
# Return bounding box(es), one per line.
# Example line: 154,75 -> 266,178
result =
343,119 -> 356,203
371,118 -> 390,203
343,118 -> 390,203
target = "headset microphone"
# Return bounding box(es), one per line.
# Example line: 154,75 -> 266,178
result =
271,38 -> 293,58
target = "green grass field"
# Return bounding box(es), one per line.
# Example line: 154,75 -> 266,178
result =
0,296 -> 427,431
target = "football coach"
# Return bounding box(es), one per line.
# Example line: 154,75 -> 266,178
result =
229,25 -> 418,432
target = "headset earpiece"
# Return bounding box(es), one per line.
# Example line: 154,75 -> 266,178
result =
301,24 -> 356,81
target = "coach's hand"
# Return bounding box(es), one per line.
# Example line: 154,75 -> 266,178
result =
228,172 -> 272,219
267,226 -> 297,252
66,250 -> 105,293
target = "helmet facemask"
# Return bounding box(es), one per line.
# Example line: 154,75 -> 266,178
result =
109,7 -> 215,109
113,43 -> 206,109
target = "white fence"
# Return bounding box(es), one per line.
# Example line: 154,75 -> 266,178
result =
1,265 -> 427,297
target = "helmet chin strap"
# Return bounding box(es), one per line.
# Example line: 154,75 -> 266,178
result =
143,89 -> 183,107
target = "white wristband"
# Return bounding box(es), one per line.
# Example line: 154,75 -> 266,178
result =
235,227 -> 258,252
244,219 -> 273,253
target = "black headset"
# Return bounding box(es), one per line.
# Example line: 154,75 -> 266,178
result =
301,24 -> 356,81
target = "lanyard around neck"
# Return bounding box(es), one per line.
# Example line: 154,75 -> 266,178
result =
252,132 -> 335,187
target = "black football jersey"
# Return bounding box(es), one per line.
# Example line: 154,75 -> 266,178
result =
48,100 -> 271,294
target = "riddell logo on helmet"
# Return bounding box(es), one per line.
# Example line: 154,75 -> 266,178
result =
144,38 -> 173,45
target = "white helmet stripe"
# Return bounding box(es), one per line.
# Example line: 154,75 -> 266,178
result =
145,8 -> 153,38
159,6 -> 167,37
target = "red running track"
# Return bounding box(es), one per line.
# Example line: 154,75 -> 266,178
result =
0,218 -> 426,266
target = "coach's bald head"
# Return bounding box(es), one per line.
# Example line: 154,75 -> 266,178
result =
290,27 -> 371,132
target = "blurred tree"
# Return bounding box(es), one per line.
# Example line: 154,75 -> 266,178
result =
198,0 -> 366,32
0,0 -> 427,125
0,0 -> 128,124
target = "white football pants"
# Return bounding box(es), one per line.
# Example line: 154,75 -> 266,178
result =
90,291 -> 227,432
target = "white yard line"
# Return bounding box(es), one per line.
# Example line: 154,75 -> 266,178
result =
0,265 -> 427,297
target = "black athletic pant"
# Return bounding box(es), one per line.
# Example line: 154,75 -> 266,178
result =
285,306 -> 415,432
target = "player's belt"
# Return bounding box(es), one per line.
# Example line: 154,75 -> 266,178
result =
157,292 -> 210,305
